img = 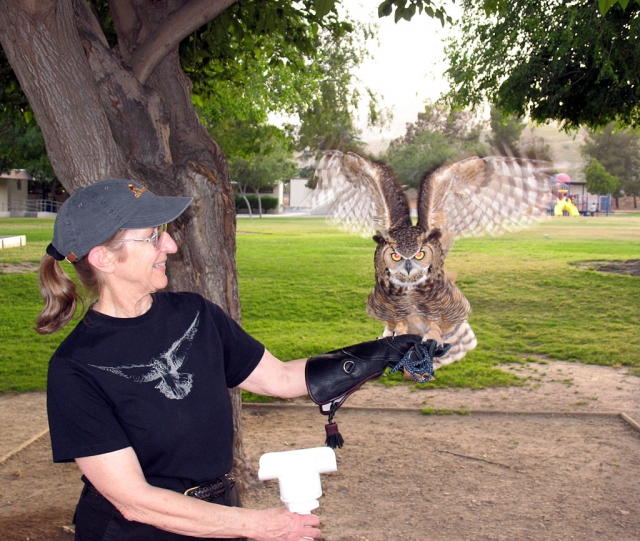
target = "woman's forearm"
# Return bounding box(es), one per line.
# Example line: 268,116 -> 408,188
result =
76,448 -> 319,540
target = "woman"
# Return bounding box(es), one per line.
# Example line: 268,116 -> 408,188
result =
36,179 -> 321,541
37,179 -> 424,541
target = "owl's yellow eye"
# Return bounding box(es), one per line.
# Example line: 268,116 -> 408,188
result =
390,253 -> 402,262
414,251 -> 426,261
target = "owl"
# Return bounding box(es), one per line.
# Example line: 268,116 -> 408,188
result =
309,151 -> 552,373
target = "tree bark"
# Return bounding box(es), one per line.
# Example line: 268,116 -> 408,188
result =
0,0 -> 256,486
0,0 -> 127,186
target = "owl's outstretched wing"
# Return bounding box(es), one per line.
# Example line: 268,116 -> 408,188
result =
308,151 -> 411,237
418,156 -> 553,254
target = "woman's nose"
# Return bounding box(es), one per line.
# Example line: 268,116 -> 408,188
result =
159,231 -> 178,254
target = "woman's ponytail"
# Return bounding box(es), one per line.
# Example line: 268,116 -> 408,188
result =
35,255 -> 83,334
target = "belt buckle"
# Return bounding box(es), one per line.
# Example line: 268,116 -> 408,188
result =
184,484 -> 201,497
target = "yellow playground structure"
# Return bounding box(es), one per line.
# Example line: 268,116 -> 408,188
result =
554,190 -> 579,217
550,173 -> 610,217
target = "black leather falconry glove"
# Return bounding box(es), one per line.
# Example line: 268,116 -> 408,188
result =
305,335 -> 451,448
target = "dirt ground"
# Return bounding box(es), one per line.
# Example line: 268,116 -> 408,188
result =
1,259 -> 639,540
1,359 -> 640,541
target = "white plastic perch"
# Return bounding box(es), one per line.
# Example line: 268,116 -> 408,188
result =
258,447 -> 337,514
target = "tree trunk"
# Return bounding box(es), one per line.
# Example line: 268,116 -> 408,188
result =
0,0 -> 256,487
253,187 -> 264,218
238,183 -> 254,219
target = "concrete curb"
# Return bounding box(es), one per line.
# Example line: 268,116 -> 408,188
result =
243,402 -> 640,431
0,427 -> 49,465
2,405 -> 637,466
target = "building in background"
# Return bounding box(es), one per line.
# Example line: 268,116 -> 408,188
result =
0,169 -> 32,217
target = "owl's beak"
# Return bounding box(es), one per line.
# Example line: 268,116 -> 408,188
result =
404,259 -> 413,274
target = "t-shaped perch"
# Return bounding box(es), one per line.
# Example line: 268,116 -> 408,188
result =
258,447 -> 337,514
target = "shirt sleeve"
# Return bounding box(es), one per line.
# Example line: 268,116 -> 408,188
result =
204,300 -> 265,388
47,354 -> 131,463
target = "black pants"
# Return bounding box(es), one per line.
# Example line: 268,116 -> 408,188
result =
74,480 -> 246,541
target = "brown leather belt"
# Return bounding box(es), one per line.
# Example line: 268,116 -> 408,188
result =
83,474 -> 236,503
184,474 -> 235,501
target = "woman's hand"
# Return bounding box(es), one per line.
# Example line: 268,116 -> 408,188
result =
251,507 -> 321,541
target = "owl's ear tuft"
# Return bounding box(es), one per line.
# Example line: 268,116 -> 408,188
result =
426,229 -> 442,243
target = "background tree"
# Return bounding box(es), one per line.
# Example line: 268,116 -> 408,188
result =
581,123 -> 640,207
443,0 -> 640,131
415,103 -> 486,155
486,106 -> 526,156
382,103 -> 487,188
211,119 -> 298,218
383,129 -> 456,188
584,158 -> 620,197
486,106 -> 553,161
518,129 -> 553,162
287,22 -> 382,160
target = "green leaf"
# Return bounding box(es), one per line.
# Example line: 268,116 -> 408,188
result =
403,4 -> 417,20
378,1 -> 393,17
483,0 -> 507,16
315,0 -> 335,19
191,94 -> 205,108
598,0 -> 629,15
598,0 -> 614,15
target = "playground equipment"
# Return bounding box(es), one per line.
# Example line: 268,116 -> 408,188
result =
554,196 -> 579,216
550,173 -> 612,217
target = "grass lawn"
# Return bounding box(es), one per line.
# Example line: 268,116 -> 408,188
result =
1,214 -> 639,393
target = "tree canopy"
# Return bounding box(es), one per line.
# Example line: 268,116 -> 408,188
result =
581,123 -> 640,204
444,0 -> 640,131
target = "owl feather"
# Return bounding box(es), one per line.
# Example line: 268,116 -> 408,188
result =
309,151 -> 552,371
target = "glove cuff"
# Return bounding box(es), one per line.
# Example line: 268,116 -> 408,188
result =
305,336 -> 408,413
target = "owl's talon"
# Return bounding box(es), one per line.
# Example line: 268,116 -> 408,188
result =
402,367 -> 435,381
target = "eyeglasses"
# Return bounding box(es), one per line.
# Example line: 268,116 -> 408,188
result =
116,224 -> 168,249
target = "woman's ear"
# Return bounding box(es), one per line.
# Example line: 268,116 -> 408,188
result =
87,245 -> 116,274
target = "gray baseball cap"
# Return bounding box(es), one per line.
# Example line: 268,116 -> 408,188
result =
47,179 -> 193,263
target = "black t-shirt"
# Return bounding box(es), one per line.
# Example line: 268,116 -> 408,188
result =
47,292 -> 265,491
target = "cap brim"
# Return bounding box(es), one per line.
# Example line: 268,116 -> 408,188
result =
123,196 -> 193,229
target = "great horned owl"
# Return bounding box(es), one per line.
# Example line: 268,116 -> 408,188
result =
309,151 -> 552,371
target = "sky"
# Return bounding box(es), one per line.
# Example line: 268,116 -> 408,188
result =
346,2 -> 460,151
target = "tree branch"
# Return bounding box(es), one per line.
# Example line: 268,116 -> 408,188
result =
107,0 -> 140,56
130,0 -> 237,85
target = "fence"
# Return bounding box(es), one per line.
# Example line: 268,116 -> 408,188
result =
0,199 -> 61,214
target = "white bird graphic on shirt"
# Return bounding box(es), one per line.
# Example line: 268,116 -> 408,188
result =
90,313 -> 199,399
